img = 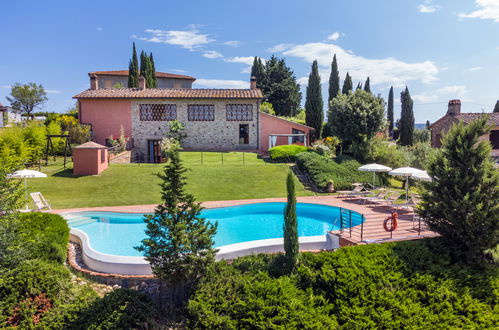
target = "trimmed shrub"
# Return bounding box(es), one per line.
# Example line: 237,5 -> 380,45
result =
295,152 -> 372,190
268,145 -> 309,162
18,212 -> 69,263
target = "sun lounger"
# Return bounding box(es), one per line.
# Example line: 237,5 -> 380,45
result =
360,190 -> 389,204
370,192 -> 402,206
30,192 -> 52,211
390,196 -> 420,212
336,185 -> 370,198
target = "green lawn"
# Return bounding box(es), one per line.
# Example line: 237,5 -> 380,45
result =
26,152 -> 314,209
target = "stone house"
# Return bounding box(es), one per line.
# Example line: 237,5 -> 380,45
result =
430,99 -> 499,158
74,71 -> 314,162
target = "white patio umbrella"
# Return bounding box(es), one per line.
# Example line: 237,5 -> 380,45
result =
358,163 -> 392,188
8,169 -> 47,210
411,170 -> 432,182
389,167 -> 423,200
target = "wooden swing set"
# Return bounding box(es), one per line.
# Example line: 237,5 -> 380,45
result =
45,134 -> 70,169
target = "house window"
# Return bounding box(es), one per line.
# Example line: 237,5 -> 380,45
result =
100,150 -> 106,163
188,105 -> 215,121
292,128 -> 305,143
139,104 -> 177,121
226,104 -> 253,121
490,130 -> 499,149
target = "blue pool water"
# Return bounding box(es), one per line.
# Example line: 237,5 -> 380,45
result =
65,202 -> 363,257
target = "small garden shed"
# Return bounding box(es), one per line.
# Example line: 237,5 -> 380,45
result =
73,142 -> 108,175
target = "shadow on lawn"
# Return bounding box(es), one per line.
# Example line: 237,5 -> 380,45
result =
52,169 -> 83,178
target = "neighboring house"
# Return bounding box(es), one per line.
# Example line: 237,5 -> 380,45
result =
430,99 -> 499,158
74,71 -> 314,162
89,70 -> 195,89
0,103 -> 22,127
0,103 -> 5,128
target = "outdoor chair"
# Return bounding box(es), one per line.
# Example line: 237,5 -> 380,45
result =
370,192 -> 402,207
359,189 -> 388,204
30,192 -> 52,212
336,185 -> 370,198
390,196 -> 421,212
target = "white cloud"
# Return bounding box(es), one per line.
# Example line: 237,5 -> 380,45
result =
202,50 -> 223,59
413,85 -> 468,102
280,42 -> 438,87
240,67 -> 252,74
97,27 -> 103,31
170,68 -> 187,73
46,89 -> 60,94
459,0 -> 499,22
1,85 -> 11,89
267,43 -> 294,53
193,79 -> 249,89
467,66 -> 482,72
418,0 -> 441,13
223,40 -> 242,47
327,32 -> 340,41
225,56 -> 256,65
137,28 -> 214,50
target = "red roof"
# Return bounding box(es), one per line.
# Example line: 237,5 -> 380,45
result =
455,113 -> 499,125
89,70 -> 195,81
74,88 -> 263,100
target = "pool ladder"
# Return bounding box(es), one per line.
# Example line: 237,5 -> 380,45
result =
338,208 -> 365,241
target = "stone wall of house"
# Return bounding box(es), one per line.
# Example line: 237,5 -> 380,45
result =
131,99 -> 259,158
430,115 -> 458,147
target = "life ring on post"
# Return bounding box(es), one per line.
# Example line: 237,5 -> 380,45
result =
383,212 -> 398,232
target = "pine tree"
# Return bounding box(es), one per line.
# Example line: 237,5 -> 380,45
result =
136,144 -> 217,285
265,56 -> 301,116
364,77 -> 371,93
328,54 -> 340,103
305,60 -> 324,139
149,53 -> 157,88
250,57 -> 266,90
419,116 -> 499,262
284,171 -> 298,272
127,42 -> 139,88
342,72 -> 353,94
493,100 -> 499,113
387,86 -> 394,135
399,86 -> 414,146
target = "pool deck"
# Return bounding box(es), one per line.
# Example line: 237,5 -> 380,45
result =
53,195 -> 437,244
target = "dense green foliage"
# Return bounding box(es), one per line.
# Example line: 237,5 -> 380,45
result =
251,57 -> 266,90
305,60 -> 324,139
136,146 -> 217,284
365,135 -> 412,169
387,86 -> 394,135
328,54 -> 340,103
127,42 -> 139,88
341,72 -> 353,94
399,86 -> 415,146
6,82 -> 48,119
283,171 -> 298,272
296,152 -> 372,190
188,240 -> 498,329
328,89 -> 386,155
268,145 -> 309,161
420,116 -> 499,261
140,51 -> 157,88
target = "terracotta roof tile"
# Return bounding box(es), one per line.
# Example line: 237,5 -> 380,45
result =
74,141 -> 107,149
90,70 -> 195,80
73,88 -> 264,100
455,113 -> 499,125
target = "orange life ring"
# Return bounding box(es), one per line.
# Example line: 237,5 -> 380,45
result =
383,212 -> 398,232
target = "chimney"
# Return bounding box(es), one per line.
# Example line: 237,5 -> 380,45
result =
139,76 -> 146,90
89,73 -> 99,90
250,76 -> 257,90
447,99 -> 461,116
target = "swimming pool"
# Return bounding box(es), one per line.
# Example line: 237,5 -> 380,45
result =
63,202 -> 364,257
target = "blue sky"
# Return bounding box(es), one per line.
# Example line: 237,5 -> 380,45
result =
0,0 -> 498,123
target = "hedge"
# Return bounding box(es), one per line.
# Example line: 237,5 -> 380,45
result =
268,145 -> 309,162
295,152 -> 373,190
187,239 -> 499,329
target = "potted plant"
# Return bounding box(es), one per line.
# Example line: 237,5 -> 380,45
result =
326,179 -> 335,193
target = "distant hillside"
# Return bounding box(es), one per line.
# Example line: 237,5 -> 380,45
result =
415,123 -> 427,130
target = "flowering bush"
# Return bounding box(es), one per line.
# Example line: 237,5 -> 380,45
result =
108,126 -> 128,153
311,136 -> 341,158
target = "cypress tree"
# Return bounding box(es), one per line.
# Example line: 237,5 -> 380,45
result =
305,60 -> 324,139
284,171 -> 298,272
149,53 -> 157,88
419,116 -> 499,262
342,72 -> 353,94
364,77 -> 371,93
127,42 -> 139,88
328,54 -> 340,103
387,86 -> 394,136
356,82 -> 362,90
493,100 -> 499,113
139,50 -> 147,77
250,57 -> 266,90
426,120 -> 431,130
399,86 -> 415,146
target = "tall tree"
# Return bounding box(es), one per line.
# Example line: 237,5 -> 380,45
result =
149,53 -> 157,88
419,116 -> 499,262
127,42 -> 139,88
6,83 -> 47,119
356,82 -> 362,90
283,171 -> 298,272
425,120 -> 431,130
493,100 -> 499,113
328,54 -> 340,103
265,56 -> 302,116
387,86 -> 394,136
364,77 -> 371,93
136,142 -> 217,285
250,57 -> 266,90
341,72 -> 353,94
305,60 -> 324,139
399,86 -> 415,146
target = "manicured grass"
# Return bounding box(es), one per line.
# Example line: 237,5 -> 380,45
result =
26,152 -> 314,209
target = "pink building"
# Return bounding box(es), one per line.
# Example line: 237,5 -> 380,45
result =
73,142 -> 108,175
